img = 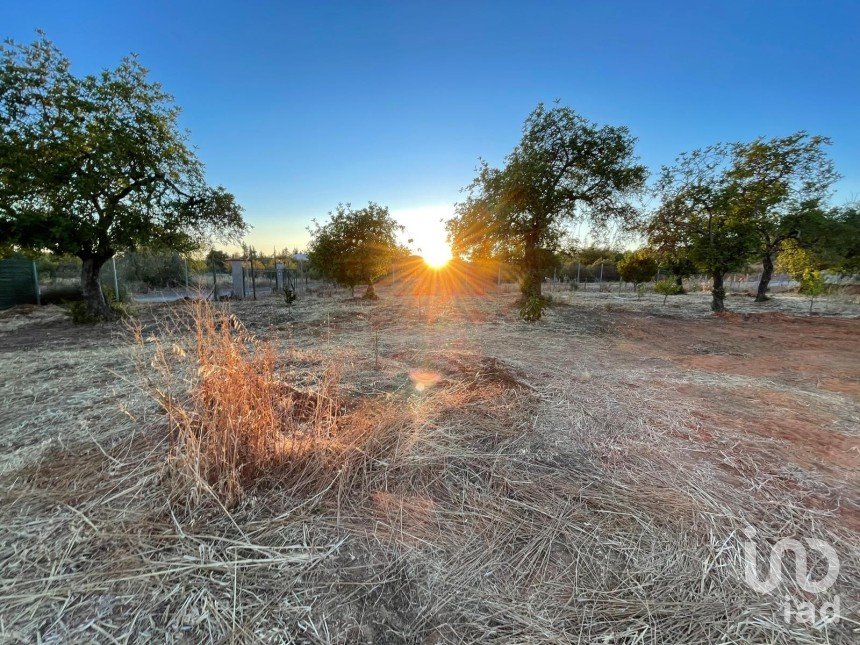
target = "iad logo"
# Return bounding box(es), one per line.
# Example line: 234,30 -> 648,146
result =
742,526 -> 841,626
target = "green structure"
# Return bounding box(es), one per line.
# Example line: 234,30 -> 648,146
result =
0,259 -> 40,310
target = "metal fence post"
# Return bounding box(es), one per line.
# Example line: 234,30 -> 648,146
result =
32,261 -> 40,306
111,256 -> 120,301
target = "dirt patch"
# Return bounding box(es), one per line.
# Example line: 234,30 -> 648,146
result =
615,311 -> 860,395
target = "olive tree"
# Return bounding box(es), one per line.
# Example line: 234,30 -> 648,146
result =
0,35 -> 245,319
447,102 -> 646,320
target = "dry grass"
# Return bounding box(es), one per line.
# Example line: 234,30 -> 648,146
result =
0,295 -> 857,643
140,301 -> 343,506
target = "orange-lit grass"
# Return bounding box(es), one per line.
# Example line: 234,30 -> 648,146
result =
138,300 -> 353,506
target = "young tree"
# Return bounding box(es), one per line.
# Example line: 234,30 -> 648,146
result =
617,248 -> 658,294
447,102 -> 646,319
652,145 -> 758,312
654,277 -> 684,305
727,133 -> 838,301
0,35 -> 245,319
307,203 -> 404,298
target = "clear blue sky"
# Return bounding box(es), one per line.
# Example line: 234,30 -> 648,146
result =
3,1 -> 858,252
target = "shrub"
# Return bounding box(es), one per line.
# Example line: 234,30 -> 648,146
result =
283,285 -> 297,310
519,295 -> 546,321
65,294 -> 130,323
654,278 -> 684,304
41,284 -> 83,306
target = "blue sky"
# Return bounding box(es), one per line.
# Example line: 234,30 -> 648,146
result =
3,1 -> 859,253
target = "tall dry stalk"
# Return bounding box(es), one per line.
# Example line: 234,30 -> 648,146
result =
138,300 -> 341,505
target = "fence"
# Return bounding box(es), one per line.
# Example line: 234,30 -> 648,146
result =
0,259 -> 39,310
29,251 -> 312,304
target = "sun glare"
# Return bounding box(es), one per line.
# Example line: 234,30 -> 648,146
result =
421,242 -> 452,269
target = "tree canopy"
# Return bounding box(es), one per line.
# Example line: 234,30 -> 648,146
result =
727,132 -> 837,301
448,102 -> 647,319
307,203 -> 404,298
0,35 -> 245,318
650,144 -> 760,312
617,249 -> 658,287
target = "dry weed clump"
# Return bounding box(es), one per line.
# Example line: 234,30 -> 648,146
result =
138,300 -> 350,506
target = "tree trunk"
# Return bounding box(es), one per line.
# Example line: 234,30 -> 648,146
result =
521,236 -> 542,301
711,272 -> 726,313
80,255 -> 114,320
755,253 -> 774,302
674,273 -> 683,288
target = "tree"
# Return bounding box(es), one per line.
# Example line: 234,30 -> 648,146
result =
0,35 -> 245,319
817,204 -> 859,277
617,248 -> 658,293
652,144 -> 759,312
307,203 -> 404,298
448,102 -> 646,319
727,133 -> 838,301
799,269 -> 826,314
654,277 -> 684,305
645,215 -> 696,289
206,249 -> 231,273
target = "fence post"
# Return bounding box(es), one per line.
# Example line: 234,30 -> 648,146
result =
231,259 -> 244,299
276,262 -> 284,291
249,253 -> 257,300
111,256 -> 120,302
32,261 -> 40,306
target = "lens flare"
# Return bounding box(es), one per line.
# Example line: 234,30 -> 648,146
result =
421,242 -> 452,269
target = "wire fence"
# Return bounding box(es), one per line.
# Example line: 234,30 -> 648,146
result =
20,253 -> 856,307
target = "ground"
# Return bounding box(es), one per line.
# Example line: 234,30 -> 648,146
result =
0,288 -> 857,643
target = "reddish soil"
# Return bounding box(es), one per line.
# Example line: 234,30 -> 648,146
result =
614,311 -> 860,531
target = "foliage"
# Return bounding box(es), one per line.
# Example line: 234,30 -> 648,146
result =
66,295 -> 129,324
519,295 -> 548,321
817,204 -> 859,276
799,269 -> 826,313
448,102 -> 646,318
283,285 -> 297,310
307,203 -> 404,297
206,249 -> 231,273
650,144 -> 759,312
726,132 -> 838,300
616,249 -> 658,286
117,250 -> 188,288
776,240 -> 819,280
0,35 -> 245,319
560,246 -> 622,282
654,277 -> 684,304
569,245 -> 625,266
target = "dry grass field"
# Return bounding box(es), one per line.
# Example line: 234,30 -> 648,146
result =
0,288 -> 858,643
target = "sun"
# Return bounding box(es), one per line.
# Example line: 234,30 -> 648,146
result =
421,242 -> 452,269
